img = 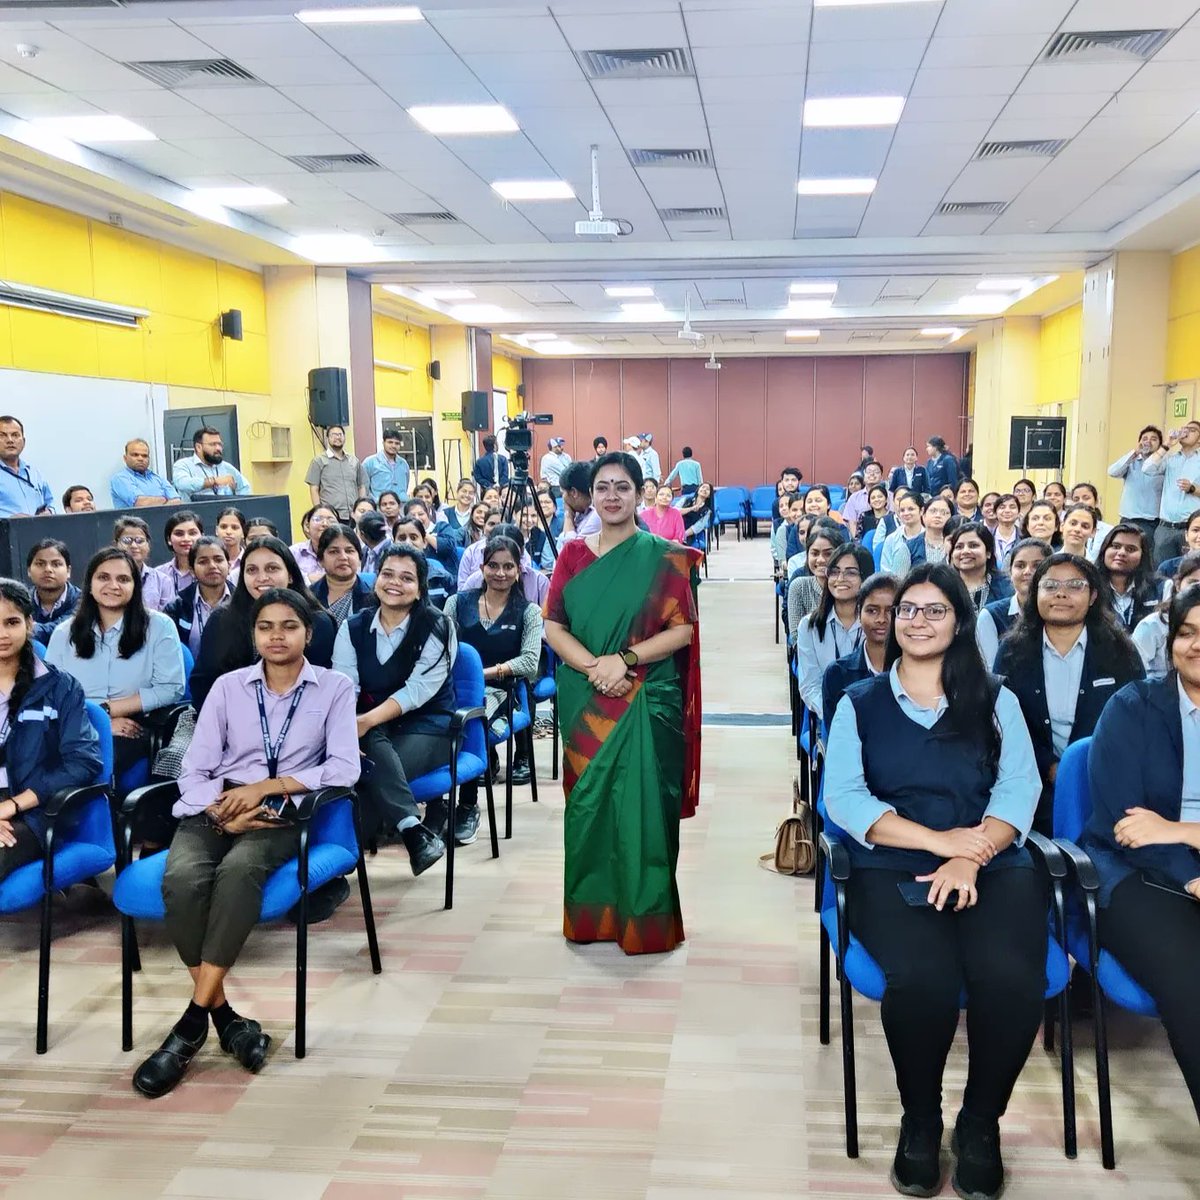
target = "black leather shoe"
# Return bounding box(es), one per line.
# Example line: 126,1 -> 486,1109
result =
219,1017 -> 271,1073
133,1025 -> 208,1098
454,804 -> 480,846
509,758 -> 531,785
402,824 -> 445,876
287,875 -> 350,926
951,1110 -> 1003,1200
890,1112 -> 943,1197
423,796 -> 449,839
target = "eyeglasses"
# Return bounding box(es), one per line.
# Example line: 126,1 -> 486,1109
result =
827,568 -> 862,581
117,536 -> 148,547
894,602 -> 950,621
1038,578 -> 1090,593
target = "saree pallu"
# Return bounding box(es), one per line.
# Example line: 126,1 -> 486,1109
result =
549,533 -> 702,955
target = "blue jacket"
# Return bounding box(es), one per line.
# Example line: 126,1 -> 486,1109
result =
888,465 -> 929,496
1082,677 -> 1200,905
472,453 -> 509,491
425,556 -> 457,610
821,645 -> 876,738
162,581 -> 232,643
981,572 -> 1015,608
33,582 -> 81,646
926,451 -> 959,494
9,666 -> 102,845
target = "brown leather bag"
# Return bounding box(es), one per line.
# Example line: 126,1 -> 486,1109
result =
760,775 -> 816,876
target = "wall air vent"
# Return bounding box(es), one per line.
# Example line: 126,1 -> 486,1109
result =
124,58 -> 261,88
1040,29 -> 1176,63
850,330 -> 886,341
658,206 -> 726,221
0,279 -> 146,328
578,47 -> 693,80
938,200 -> 1009,216
388,210 -> 459,224
717,333 -> 754,344
703,297 -> 746,308
628,148 -> 712,168
287,153 -> 383,173
975,139 -> 1068,160
533,299 -> 577,308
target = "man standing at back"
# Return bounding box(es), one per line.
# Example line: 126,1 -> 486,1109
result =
173,427 -> 251,500
539,437 -> 571,496
1108,424 -> 1165,550
1143,420 -> 1200,565
305,424 -> 367,522
841,459 -> 886,532
363,428 -> 410,502
473,434 -> 510,491
640,433 -> 662,482
110,438 -> 180,509
0,416 -> 53,517
925,435 -> 960,495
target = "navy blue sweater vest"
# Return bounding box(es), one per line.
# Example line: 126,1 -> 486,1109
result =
846,674 -> 1026,876
454,588 -> 529,669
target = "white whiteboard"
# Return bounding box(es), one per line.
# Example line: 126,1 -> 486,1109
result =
0,369 -> 168,510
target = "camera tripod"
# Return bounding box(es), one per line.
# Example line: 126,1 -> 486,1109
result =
500,452 -> 559,565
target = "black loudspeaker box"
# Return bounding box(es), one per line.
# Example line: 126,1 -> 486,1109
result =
309,366 -> 350,427
219,309 -> 243,341
428,359 -> 441,380
461,390 -> 489,432
516,383 -> 526,399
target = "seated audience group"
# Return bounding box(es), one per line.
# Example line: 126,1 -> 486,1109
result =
776,430 -> 1200,1198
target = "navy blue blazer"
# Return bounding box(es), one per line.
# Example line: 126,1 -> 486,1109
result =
163,580 -> 233,643
1082,677 -> 1200,905
888,465 -> 929,496
926,451 -> 960,494
821,644 -> 877,738
995,632 -> 1144,831
981,572 -> 1015,608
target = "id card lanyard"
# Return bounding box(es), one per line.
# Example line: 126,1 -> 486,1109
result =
255,680 -> 307,778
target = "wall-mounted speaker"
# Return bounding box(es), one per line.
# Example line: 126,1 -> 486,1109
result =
428,359 -> 441,381
461,390 -> 489,432
308,366 -> 350,427
219,309 -> 243,341
516,383 -> 526,399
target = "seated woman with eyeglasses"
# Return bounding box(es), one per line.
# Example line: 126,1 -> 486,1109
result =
976,539 -> 1052,670
1081,588 -> 1200,1123
785,522 -> 847,647
113,516 -> 163,612
290,505 -> 339,582
824,564 -> 1043,1200
132,589 -> 359,1100
795,543 -> 872,724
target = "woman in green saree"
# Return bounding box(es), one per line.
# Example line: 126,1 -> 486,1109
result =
544,452 -> 702,955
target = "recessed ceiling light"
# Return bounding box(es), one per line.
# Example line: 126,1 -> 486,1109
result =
408,105 -> 518,135
789,281 -> 838,296
291,233 -> 377,263
920,327 -> 964,337
796,177 -> 877,196
296,6 -> 422,24
187,187 -> 287,208
450,303 -> 508,323
815,0 -> 940,7
975,277 -> 1033,291
786,329 -> 821,339
31,115 -> 155,143
491,179 -> 575,201
421,287 -> 476,301
803,96 -> 905,128
621,302 -> 667,318
521,331 -> 558,341
604,285 -> 655,298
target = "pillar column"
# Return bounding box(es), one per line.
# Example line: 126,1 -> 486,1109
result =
970,315 -> 1041,491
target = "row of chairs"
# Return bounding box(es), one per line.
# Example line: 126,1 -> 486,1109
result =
721,483 -> 851,543
1,640 -> 561,1058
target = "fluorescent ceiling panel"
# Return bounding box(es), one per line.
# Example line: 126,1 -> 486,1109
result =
797,177 -> 877,195
187,187 -> 287,208
621,302 -> 667,317
975,277 -> 1033,291
803,96 -> 905,127
920,327 -> 964,337
785,329 -> 821,339
296,7 -> 423,24
605,285 -> 655,297
789,282 -> 838,295
31,116 -> 155,143
491,179 -> 576,200
814,0 -> 939,5
291,233 -> 378,262
408,105 -> 518,134
421,287 -> 475,300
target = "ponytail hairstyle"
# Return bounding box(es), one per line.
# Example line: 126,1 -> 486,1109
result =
0,579 -> 38,718
70,548 -> 149,660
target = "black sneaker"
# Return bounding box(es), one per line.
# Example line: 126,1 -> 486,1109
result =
454,804 -> 480,846
509,758 -> 531,785
402,824 -> 445,877
889,1113 -> 943,1197
423,796 -> 449,838
951,1110 -> 1003,1200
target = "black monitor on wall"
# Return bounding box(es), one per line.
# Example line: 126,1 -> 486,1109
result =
1008,417 -> 1066,471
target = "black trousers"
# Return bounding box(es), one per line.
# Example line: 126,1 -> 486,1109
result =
0,817 -> 41,883
848,866 -> 1048,1122
1099,873 -> 1200,1122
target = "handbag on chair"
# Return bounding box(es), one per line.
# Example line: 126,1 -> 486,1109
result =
759,774 -> 816,876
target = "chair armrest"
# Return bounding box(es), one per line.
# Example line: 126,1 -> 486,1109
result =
43,782 -> 109,820
292,785 -> 354,823
819,831 -> 851,881
449,704 -> 486,733
121,779 -> 181,818
1054,838 -> 1100,891
1025,830 -> 1067,879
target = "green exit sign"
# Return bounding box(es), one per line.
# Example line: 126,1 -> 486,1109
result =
443,411 -> 461,421
1172,395 -> 1190,420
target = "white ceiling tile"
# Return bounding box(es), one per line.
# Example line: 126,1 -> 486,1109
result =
799,127 -> 894,176
226,110 -> 336,138
699,73 -> 805,107
836,278 -> 887,306
448,136 -> 557,180
890,119 -> 993,147
185,86 -> 301,116
0,92 -> 102,119
1015,62 -> 1140,96
73,87 -> 202,117
177,19 -> 328,58
6,49 -> 150,92
140,113 -> 237,141
684,8 -> 809,47
174,138 -> 298,171
300,22 -> 449,57
236,56 -> 366,87
555,11 -> 688,50
593,76 -> 702,108
277,84 -> 394,113
808,39 -> 929,72
0,63 -> 57,95
1061,0 -> 1200,29
946,157 -> 1051,201
1123,59 -> 1200,91
1151,27 -> 1200,61
53,24 -> 215,60
900,94 -> 1009,123
793,196 -> 871,222
460,50 -> 585,85
1100,91 -> 1200,121
501,78 -> 598,108
997,92 -> 1109,122
911,65 -> 1029,98
812,3 -> 941,43
638,168 -> 725,208
983,114 -> 1093,142
921,212 -> 996,236
425,14 -> 567,54
320,103 -> 423,137
693,44 -> 814,77
921,33 -> 1049,70
936,0 -> 1074,36
806,68 -> 917,98
253,132 -> 359,155
360,54 -> 494,106
1054,182 -> 1169,232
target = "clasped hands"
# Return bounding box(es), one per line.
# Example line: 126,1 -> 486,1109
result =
914,824 -> 999,912
204,780 -> 285,835
583,653 -> 636,698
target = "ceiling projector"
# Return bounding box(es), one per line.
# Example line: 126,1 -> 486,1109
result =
575,217 -> 623,238
704,350 -> 722,370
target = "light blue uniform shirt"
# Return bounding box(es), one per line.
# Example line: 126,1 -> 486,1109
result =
641,445 -> 662,481
45,610 -> 185,713
824,663 -> 1040,848
1143,446 -> 1200,523
362,451 -> 410,501
109,467 -> 178,509
1107,451 -> 1164,521
664,458 -> 703,487
0,458 -> 54,516
1178,679 -> 1200,823
171,454 -> 251,500
1043,628 -> 1087,757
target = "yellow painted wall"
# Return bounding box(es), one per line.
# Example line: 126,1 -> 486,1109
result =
1038,303 -> 1082,409
1167,243 -> 1200,383
493,351 -> 523,416
430,324 -> 474,495
372,312 -> 433,414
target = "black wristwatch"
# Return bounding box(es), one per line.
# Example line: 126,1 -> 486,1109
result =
619,647 -> 639,668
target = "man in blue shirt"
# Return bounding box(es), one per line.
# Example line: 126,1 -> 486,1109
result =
172,427 -> 251,501
472,435 -> 509,491
1143,419 -> 1200,565
110,438 -> 180,509
362,428 -> 410,501
925,435 -> 960,495
0,415 -> 54,517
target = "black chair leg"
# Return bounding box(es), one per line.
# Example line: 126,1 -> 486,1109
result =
483,768 -> 499,859
818,922 -> 830,1046
551,695 -> 560,780
504,732 -> 514,841
1093,982 -> 1115,1169
838,958 -> 859,1158
444,771 -> 458,912
526,727 -> 539,803
121,915 -> 136,1051
356,854 -> 382,975
35,882 -> 53,1055
1058,984 -> 1077,1160
294,887 -> 309,1059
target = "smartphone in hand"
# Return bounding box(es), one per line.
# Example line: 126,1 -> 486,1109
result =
259,795 -> 296,824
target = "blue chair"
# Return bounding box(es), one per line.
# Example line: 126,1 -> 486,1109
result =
405,642 -> 495,912
748,485 -> 776,537
713,487 -> 746,541
532,645 -> 560,781
116,642 -> 193,797
861,528 -> 875,554
0,701 -> 114,1053
112,781 -> 381,1058
826,484 -> 847,511
873,529 -> 885,571
1052,737 -> 1156,1170
818,795 -> 1076,1160
31,639 -> 46,660
489,677 -> 540,842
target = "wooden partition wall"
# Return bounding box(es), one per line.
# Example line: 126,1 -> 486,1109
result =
521,353 -> 969,488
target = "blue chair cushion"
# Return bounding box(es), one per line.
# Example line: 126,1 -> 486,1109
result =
532,677 -> 556,702
408,752 -> 488,803
0,841 -> 116,912
1067,921 -> 1158,1017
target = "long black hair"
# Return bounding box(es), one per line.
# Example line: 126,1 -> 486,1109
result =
813,542 -> 874,638
317,522 -> 363,561
885,562 -> 1002,774
948,521 -> 998,577
1002,552 -> 1142,676
1020,500 -> 1062,548
69,548 -> 149,660
1166,587 -> 1200,664
250,587 -> 314,632
231,537 -> 324,617
0,579 -> 38,717
590,450 -> 644,492
374,544 -> 452,677
1096,522 -> 1158,612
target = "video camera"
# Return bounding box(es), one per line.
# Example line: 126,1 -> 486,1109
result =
504,410 -> 553,467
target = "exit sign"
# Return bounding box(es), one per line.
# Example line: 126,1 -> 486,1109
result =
1172,395 -> 1190,420
443,411 -> 461,421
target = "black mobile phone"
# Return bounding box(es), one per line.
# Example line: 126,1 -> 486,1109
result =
259,795 -> 295,823
897,880 -> 961,909
1140,872 -> 1196,901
